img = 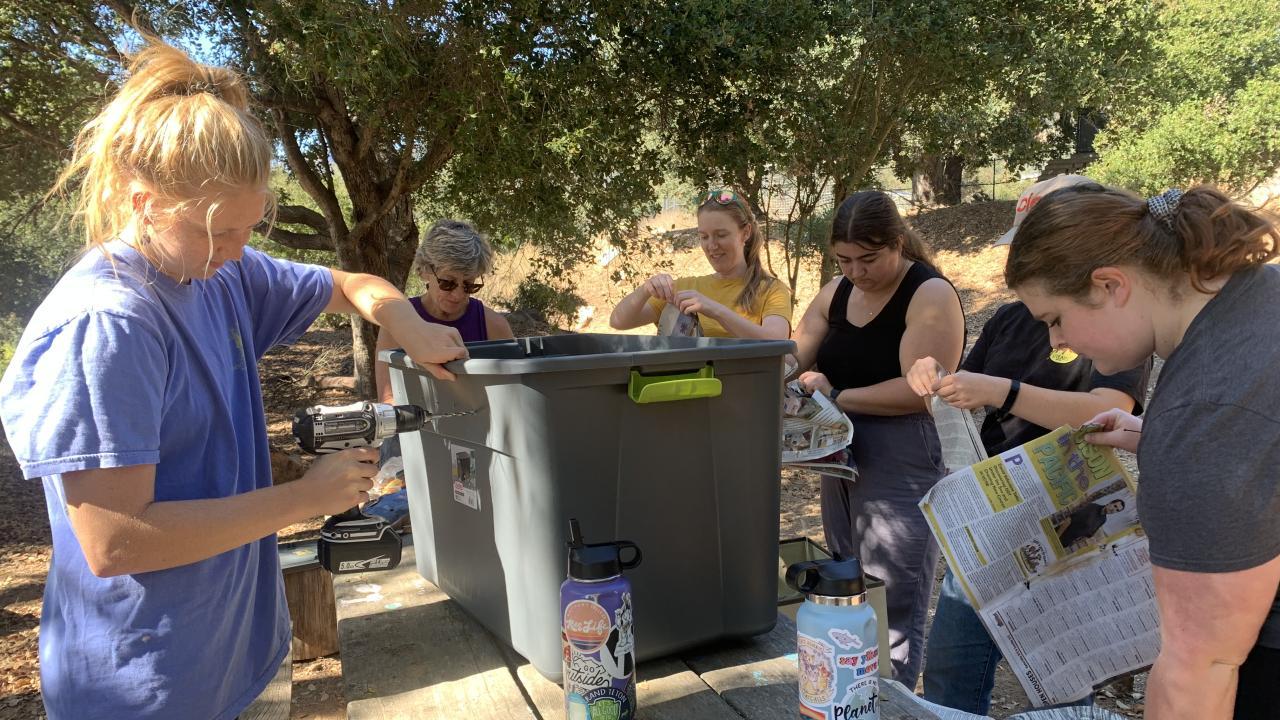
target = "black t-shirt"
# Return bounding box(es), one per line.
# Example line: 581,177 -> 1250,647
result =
817,262 -> 964,391
961,302 -> 1150,455
1057,502 -> 1108,549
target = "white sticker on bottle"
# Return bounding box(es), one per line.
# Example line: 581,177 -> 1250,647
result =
450,444 -> 480,510
798,633 -> 837,707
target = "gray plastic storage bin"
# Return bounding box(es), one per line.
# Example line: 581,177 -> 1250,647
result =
383,334 -> 793,681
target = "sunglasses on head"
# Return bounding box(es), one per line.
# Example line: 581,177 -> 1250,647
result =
702,189 -> 739,206
428,264 -> 484,294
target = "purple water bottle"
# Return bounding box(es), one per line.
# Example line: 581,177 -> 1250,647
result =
561,519 -> 643,720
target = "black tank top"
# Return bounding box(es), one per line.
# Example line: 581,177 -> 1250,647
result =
816,262 -> 960,391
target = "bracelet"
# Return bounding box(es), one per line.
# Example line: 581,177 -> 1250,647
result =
998,379 -> 1021,415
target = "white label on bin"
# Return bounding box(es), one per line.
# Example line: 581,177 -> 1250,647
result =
450,444 -> 481,511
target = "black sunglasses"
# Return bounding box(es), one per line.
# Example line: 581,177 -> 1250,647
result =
428,264 -> 484,294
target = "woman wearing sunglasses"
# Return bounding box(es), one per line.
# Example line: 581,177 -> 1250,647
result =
375,219 -> 514,402
609,189 -> 792,339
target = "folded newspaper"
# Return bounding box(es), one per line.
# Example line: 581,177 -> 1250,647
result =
658,304 -> 703,337
781,380 -> 856,481
919,424 -> 1158,707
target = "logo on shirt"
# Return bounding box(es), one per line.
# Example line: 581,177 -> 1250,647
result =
1049,348 -> 1078,364
229,327 -> 247,370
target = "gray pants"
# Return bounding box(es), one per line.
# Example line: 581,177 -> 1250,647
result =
821,412 -> 944,690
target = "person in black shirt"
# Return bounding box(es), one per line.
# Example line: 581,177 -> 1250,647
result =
1056,499 -> 1126,550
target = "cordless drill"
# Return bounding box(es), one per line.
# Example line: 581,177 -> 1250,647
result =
291,401 -> 454,574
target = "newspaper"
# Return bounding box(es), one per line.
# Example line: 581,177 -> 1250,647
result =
658,304 -> 702,337
919,425 -> 1158,707
781,380 -> 857,481
930,395 -> 988,474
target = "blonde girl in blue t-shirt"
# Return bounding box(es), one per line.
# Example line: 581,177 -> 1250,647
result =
0,43 -> 465,719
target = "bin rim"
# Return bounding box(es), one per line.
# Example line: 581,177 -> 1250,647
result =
381,334 -> 796,376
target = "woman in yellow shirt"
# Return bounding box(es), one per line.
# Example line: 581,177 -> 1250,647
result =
610,189 -> 792,339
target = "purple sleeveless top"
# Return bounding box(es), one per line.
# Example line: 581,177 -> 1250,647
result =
408,296 -> 489,342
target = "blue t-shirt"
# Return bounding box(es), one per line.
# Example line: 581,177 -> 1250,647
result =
0,242 -> 333,719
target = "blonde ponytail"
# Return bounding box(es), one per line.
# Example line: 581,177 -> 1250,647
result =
49,42 -> 274,250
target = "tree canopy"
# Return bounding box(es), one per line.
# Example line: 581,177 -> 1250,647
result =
1093,0 -> 1280,194
1,0 -> 1275,381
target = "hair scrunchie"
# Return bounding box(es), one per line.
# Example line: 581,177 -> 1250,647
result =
1147,188 -> 1184,230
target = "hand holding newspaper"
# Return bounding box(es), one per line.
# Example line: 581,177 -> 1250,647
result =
919,425 -> 1157,707
781,379 -> 856,481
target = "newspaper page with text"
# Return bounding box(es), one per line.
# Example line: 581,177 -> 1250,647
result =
782,381 -> 856,481
919,425 -> 1159,706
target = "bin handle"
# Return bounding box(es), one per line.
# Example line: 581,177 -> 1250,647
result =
627,366 -> 722,404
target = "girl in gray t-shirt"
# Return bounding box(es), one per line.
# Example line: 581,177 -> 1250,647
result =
1001,181 -> 1280,720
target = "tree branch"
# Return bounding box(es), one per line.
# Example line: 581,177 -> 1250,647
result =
273,109 -> 348,235
1,32 -> 113,83
274,203 -> 328,233
0,107 -> 65,151
257,224 -> 333,251
346,132 -> 453,244
102,0 -> 158,39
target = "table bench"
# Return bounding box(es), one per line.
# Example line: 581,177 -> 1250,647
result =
334,543 -> 937,719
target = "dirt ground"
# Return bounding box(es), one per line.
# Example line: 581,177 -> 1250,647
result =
0,200 -> 1148,719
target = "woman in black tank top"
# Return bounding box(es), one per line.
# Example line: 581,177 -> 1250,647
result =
790,191 -> 965,688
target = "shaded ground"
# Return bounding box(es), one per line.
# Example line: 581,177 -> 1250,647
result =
0,200 -> 1148,718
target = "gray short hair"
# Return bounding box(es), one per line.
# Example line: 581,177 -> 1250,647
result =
413,219 -> 494,277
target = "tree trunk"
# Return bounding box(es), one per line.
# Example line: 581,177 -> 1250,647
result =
821,176 -> 852,286
912,154 -> 964,206
912,164 -> 936,207
935,155 -> 964,205
333,197 -> 419,397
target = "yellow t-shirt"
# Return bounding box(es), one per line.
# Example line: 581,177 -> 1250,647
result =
646,274 -> 794,338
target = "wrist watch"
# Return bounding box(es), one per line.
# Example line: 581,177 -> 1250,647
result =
998,378 -> 1021,415
828,387 -> 842,404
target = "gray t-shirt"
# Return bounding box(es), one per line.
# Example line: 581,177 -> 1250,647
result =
1138,264 -> 1280,648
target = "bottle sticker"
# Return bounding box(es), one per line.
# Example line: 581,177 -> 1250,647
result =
580,687 -> 628,720
798,633 -> 837,707
800,701 -> 825,719
565,653 -> 611,692
827,628 -> 865,651
600,592 -> 636,680
837,646 -> 880,677
449,444 -> 481,510
564,599 -> 612,652
834,675 -> 879,718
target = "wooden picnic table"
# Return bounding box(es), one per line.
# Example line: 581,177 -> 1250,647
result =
334,543 -> 938,719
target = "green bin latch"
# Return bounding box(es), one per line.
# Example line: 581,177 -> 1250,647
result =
628,366 -> 722,404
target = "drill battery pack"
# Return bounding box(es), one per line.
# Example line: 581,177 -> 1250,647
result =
318,513 -> 403,574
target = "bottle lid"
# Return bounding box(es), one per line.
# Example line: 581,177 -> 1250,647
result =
784,555 -> 866,598
566,518 -> 642,580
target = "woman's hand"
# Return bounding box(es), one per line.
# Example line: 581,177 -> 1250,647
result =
933,371 -> 1011,410
675,289 -> 728,319
399,319 -> 468,381
798,371 -> 834,397
906,356 -> 946,397
643,274 -> 677,304
297,447 -> 380,516
1082,408 -> 1143,452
